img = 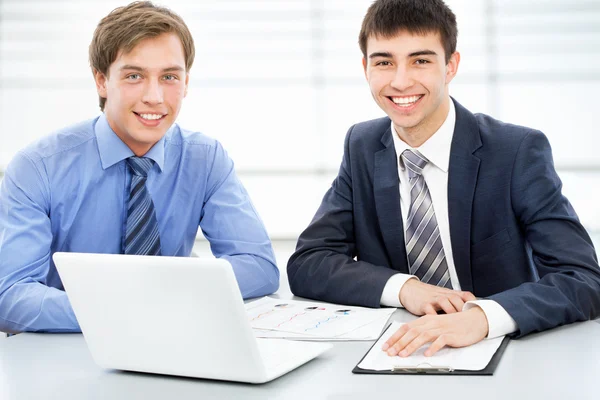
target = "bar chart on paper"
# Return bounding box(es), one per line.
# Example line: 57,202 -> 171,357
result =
246,297 -> 394,340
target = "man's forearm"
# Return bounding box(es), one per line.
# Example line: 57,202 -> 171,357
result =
224,253 -> 280,299
0,283 -> 80,332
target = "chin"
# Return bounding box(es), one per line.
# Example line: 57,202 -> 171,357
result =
392,118 -> 419,129
130,133 -> 162,145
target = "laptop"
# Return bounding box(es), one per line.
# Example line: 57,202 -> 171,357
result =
53,252 -> 331,384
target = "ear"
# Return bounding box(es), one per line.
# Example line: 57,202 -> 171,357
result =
362,57 -> 368,81
93,69 -> 108,98
445,51 -> 460,84
184,73 -> 189,98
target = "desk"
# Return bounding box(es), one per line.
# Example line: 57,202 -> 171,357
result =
1,311 -> 599,400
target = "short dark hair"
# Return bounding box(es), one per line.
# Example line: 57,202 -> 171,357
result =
358,0 -> 457,63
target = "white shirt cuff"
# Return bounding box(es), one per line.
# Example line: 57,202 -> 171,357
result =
380,274 -> 418,308
464,299 -> 518,338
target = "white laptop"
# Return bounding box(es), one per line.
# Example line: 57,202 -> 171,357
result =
53,252 -> 331,384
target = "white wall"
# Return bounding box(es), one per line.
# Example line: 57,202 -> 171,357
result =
1,0 -> 599,240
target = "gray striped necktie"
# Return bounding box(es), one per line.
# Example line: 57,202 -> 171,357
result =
124,157 -> 162,256
401,150 -> 451,288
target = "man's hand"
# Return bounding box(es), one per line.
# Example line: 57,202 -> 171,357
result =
399,279 -> 476,316
382,307 -> 489,357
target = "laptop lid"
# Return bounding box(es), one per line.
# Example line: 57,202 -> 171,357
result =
53,252 -> 269,382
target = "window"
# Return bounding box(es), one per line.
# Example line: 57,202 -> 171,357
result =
1,0 -> 598,244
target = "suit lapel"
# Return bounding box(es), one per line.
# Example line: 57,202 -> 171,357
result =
374,126 -> 409,273
447,99 -> 482,292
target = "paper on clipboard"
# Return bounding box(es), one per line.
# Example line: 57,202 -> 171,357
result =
358,321 -> 505,371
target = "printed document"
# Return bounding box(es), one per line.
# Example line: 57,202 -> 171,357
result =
358,321 -> 505,371
246,297 -> 394,341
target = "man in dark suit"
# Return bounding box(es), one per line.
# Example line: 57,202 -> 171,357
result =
287,0 -> 600,357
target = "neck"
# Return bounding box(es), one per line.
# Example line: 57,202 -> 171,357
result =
394,96 -> 451,147
104,116 -> 154,157
129,145 -> 152,157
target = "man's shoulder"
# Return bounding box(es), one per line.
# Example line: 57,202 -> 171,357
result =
19,118 -> 98,163
164,125 -> 232,170
472,112 -> 540,145
165,125 -> 220,151
346,116 -> 391,144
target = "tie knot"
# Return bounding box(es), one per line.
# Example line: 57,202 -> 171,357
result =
401,149 -> 428,179
126,157 -> 154,177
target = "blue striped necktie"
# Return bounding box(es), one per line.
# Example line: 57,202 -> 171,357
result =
401,149 -> 451,288
124,157 -> 162,256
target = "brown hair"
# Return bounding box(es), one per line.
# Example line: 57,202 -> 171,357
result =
89,1 -> 195,111
358,0 -> 457,63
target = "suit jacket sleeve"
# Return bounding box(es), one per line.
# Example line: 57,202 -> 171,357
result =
488,129 -> 600,337
287,126 -> 398,307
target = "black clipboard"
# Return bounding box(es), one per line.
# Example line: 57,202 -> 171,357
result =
352,323 -> 510,375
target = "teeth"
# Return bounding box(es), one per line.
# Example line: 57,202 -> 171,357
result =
139,113 -> 164,120
391,96 -> 421,106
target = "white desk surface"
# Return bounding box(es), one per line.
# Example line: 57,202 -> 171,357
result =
1,303 -> 599,400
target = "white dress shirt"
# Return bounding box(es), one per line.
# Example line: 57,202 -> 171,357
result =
379,100 -> 518,339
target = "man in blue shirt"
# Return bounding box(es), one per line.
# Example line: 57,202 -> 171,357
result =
0,1 -> 279,333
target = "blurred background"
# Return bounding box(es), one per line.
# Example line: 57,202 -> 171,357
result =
0,0 -> 598,268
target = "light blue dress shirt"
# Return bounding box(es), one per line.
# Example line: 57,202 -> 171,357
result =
0,114 -> 279,332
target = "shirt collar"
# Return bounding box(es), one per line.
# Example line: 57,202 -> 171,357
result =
391,99 -> 456,173
94,113 -> 166,172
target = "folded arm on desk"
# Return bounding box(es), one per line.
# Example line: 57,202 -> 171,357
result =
0,152 -> 80,333
198,141 -> 279,299
488,131 -> 600,337
381,275 -> 518,338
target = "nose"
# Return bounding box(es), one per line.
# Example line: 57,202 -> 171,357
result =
142,79 -> 163,105
390,65 -> 414,92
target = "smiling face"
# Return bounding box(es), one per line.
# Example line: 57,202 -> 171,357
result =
363,30 -> 459,146
94,32 -> 189,156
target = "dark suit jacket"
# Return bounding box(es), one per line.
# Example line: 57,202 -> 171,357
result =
287,99 -> 600,338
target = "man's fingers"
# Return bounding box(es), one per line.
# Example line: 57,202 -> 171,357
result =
398,330 -> 438,357
437,297 -> 458,314
460,291 -> 477,302
424,334 -> 448,357
387,327 -> 420,356
448,295 -> 466,312
423,303 -> 437,315
382,323 -> 410,351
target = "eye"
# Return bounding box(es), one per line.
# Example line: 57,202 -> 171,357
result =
375,60 -> 392,66
126,73 -> 141,80
415,59 -> 430,65
163,74 -> 178,81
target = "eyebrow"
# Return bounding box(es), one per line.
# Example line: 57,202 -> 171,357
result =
368,52 -> 393,59
119,65 -> 185,73
368,49 -> 438,59
408,50 -> 438,57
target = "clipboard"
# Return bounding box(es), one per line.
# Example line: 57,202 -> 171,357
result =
352,323 -> 510,375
